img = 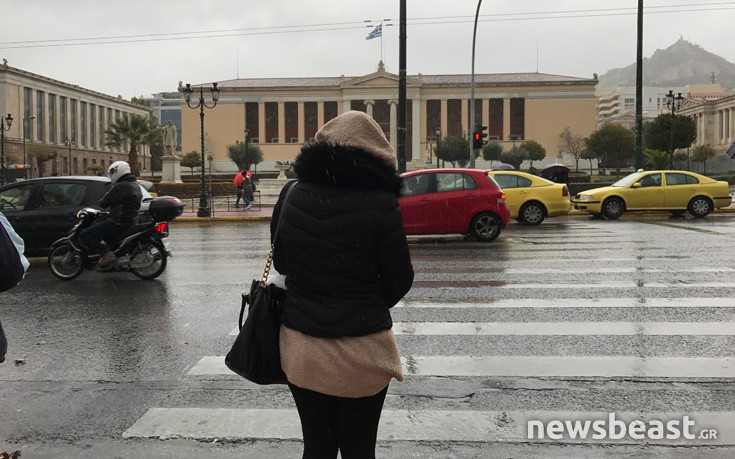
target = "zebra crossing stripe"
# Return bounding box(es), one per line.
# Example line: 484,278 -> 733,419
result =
230,319 -> 735,337
394,298 -> 735,308
392,321 -> 735,336
122,407 -> 734,445
188,355 -> 735,378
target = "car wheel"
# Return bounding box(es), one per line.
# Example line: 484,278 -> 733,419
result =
688,196 -> 713,218
519,201 -> 546,225
48,244 -> 84,280
602,197 -> 625,220
469,212 -> 502,242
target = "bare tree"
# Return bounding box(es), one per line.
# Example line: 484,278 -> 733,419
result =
559,127 -> 586,172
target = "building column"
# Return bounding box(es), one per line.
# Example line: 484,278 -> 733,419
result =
278,102 -> 285,144
412,99 -> 421,163
258,102 -> 266,144
482,99 -> 489,129
342,99 -> 351,114
730,108 -> 734,142
297,102 -> 305,143
317,102 -> 324,128
388,99 -> 398,154
364,100 -> 375,118
440,99 -> 447,139
461,99 -> 469,137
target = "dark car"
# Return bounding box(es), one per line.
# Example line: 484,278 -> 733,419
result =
399,168 -> 510,242
0,176 -> 163,256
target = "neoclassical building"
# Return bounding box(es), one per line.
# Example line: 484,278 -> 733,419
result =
181,62 -> 598,173
678,84 -> 735,155
0,63 -> 150,178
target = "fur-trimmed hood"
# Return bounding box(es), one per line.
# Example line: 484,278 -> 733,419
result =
293,142 -> 402,196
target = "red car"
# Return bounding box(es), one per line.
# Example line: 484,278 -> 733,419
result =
399,168 -> 510,242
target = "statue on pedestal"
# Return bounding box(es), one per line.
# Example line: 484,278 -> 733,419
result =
162,121 -> 178,157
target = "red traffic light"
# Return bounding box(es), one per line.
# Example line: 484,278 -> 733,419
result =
474,132 -> 480,141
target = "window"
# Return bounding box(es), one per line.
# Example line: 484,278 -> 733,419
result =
624,98 -> 634,108
637,173 -> 661,187
665,173 -> 688,186
60,97 -> 67,141
48,94 -> 57,143
685,174 -> 699,185
0,183 -> 35,211
38,183 -> 87,208
436,172 -> 476,192
401,174 -> 430,197
36,91 -> 45,141
493,174 -> 531,189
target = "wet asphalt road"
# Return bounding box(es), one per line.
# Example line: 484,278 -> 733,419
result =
2,213 -> 735,458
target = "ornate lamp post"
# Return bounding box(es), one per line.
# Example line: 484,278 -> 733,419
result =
0,114 -> 13,186
65,136 -> 75,175
666,90 -> 684,169
183,82 -> 220,217
22,115 -> 35,179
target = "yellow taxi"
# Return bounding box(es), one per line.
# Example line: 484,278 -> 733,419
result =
487,170 -> 570,225
572,170 -> 732,219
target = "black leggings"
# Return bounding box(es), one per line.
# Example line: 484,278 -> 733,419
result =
288,383 -> 389,459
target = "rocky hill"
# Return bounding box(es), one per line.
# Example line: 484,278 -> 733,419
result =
597,38 -> 735,89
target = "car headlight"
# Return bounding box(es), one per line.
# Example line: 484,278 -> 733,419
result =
577,195 -> 595,201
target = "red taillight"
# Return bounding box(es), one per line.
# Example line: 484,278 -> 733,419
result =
155,222 -> 169,236
498,193 -> 506,203
562,185 -> 569,197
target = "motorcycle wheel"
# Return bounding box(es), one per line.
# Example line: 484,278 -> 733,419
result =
48,244 -> 84,280
130,241 -> 167,280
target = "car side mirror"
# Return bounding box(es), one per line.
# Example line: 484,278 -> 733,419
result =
631,183 -> 641,189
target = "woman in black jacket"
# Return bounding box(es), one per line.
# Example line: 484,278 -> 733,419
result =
271,110 -> 414,459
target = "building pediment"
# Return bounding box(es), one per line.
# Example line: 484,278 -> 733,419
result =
340,62 -> 422,88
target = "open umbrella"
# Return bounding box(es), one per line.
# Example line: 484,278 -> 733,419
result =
492,163 -> 515,171
541,164 -> 570,183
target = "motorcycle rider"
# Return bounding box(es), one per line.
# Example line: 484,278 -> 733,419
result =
80,160 -> 142,268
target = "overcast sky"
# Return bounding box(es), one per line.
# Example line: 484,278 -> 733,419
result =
2,1 -> 733,99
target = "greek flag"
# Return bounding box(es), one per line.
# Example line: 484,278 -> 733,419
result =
366,24 -> 382,40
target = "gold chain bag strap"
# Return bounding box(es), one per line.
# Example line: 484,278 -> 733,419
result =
225,181 -> 298,384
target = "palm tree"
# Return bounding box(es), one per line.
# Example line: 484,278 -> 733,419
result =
104,114 -> 161,176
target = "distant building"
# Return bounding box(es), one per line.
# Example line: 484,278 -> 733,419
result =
143,91 -> 182,153
0,63 -> 151,178
180,61 -> 599,172
595,86 -> 685,129
678,84 -> 735,155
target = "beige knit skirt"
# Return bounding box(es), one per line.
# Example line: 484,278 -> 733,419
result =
279,324 -> 404,398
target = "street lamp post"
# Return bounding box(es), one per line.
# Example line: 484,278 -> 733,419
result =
65,136 -> 75,175
435,128 -> 441,168
0,114 -> 13,186
244,128 -> 249,169
666,90 -> 684,169
183,82 -> 220,217
23,115 -> 35,179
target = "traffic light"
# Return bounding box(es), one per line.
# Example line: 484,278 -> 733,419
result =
472,125 -> 488,149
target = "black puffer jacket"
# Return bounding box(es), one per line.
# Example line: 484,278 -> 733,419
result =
99,174 -> 142,227
272,143 -> 414,338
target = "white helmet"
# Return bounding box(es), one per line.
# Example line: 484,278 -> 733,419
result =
108,161 -> 131,184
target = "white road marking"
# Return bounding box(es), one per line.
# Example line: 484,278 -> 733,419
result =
392,321 -> 735,336
123,407 -> 735,445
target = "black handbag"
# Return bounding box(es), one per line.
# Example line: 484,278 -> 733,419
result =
224,181 -> 297,384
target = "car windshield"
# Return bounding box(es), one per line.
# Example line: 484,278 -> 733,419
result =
611,172 -> 645,187
139,184 -> 153,200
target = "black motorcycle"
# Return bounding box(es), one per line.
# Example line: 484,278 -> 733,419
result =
48,197 -> 184,280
